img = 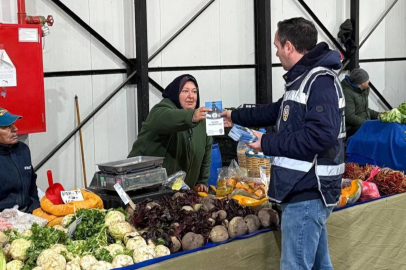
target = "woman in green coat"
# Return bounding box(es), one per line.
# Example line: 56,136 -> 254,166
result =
128,74 -> 212,191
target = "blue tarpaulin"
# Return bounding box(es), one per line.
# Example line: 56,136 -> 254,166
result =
346,120 -> 406,172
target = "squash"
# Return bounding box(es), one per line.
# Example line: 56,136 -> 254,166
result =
343,179 -> 362,204
40,189 -> 103,217
338,190 -> 349,208
231,195 -> 269,207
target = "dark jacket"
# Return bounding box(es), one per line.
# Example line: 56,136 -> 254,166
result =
0,142 -> 40,213
341,76 -> 379,134
128,75 -> 212,188
232,42 -> 344,206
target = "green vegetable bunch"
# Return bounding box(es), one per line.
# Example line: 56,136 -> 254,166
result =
380,101 -> 406,124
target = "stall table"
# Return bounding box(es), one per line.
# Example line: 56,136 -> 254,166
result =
136,193 -> 406,270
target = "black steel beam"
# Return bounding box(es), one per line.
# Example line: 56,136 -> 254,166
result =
34,70 -> 138,172
297,0 -> 348,58
49,0 -> 134,67
149,64 -> 256,72
148,77 -> 165,93
44,69 -> 127,78
135,0 -> 149,131
360,57 -> 406,63
369,81 -> 392,110
349,0 -> 360,70
254,0 -> 273,104
148,0 -> 216,63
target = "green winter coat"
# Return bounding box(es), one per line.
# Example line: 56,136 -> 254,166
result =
128,98 -> 212,188
341,76 -> 379,132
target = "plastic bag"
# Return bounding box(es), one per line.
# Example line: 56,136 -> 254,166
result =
216,167 -> 235,197
0,205 -> 48,232
359,181 -> 380,202
163,171 -> 189,190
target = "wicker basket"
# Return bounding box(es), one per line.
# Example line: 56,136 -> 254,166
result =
245,151 -> 271,178
237,149 -> 247,168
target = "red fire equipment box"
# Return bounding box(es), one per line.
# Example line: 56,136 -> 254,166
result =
0,23 -> 46,134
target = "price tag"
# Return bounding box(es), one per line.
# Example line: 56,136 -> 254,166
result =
61,190 -> 84,204
67,215 -> 83,238
114,183 -> 129,205
114,183 -> 136,210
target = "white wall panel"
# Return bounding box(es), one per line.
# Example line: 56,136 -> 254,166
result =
30,76 -> 95,191
25,0 -> 92,72
92,74 -> 133,165
88,0 -> 129,69
219,0 -> 255,65
359,0 -> 386,59
160,0 -> 221,66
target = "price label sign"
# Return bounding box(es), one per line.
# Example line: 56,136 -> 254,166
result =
114,183 -> 130,205
67,215 -> 83,238
61,190 -> 84,204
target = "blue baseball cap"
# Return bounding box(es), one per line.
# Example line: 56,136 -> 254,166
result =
0,108 -> 22,127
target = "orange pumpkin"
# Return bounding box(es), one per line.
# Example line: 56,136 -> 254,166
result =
40,189 -> 103,216
343,179 -> 362,204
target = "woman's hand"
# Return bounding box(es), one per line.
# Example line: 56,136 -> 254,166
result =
192,107 -> 212,123
194,184 -> 209,193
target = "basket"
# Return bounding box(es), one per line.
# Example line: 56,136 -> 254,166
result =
245,151 -> 271,178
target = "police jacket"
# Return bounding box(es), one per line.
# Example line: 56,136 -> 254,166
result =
232,42 -> 345,206
0,142 -> 40,213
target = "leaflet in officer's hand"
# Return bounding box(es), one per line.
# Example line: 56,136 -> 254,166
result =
228,124 -> 258,143
205,101 -> 225,136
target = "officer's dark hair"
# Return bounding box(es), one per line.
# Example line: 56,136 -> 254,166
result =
277,17 -> 317,54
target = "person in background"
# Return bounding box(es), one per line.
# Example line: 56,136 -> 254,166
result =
0,108 -> 40,213
341,68 -> 381,137
128,74 -> 212,192
222,17 -> 344,270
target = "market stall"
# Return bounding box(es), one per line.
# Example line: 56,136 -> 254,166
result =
138,192 -> 406,270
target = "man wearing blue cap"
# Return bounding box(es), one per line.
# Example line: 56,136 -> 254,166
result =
0,108 -> 40,213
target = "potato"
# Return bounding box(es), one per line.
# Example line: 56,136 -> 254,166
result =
201,194 -> 217,204
209,226 -> 229,243
202,202 -> 215,211
244,214 -> 260,233
258,208 -> 279,228
181,206 -> 194,212
181,232 -> 204,251
170,236 -> 182,253
228,217 -> 247,238
216,210 -> 227,221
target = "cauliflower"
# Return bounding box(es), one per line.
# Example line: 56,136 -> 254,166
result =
89,261 -> 113,270
132,252 -> 154,264
37,250 -> 58,266
108,222 -> 134,241
10,239 -> 30,261
123,231 -> 140,245
20,230 -> 32,238
42,254 -> 66,270
132,245 -> 156,263
6,260 -> 24,270
126,236 -> 147,251
61,214 -> 75,228
112,255 -> 133,268
51,244 -> 68,255
104,211 -> 125,227
147,239 -> 156,248
3,244 -> 12,262
32,267 -> 43,270
80,255 -> 98,270
107,244 -> 124,257
154,245 -> 170,257
0,231 -> 7,244
66,262 -> 80,270
52,225 -> 67,233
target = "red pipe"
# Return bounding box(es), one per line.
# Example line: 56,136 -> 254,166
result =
17,0 -> 26,24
